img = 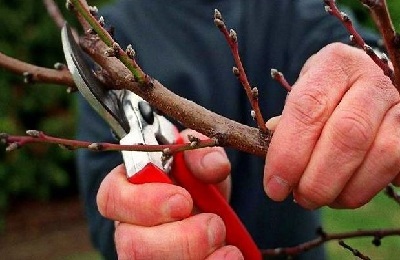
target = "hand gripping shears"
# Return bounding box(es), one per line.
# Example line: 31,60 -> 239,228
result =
61,24 -> 260,259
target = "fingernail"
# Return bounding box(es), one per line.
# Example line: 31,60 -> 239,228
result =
207,216 -> 224,246
165,194 -> 191,219
201,151 -> 228,170
265,175 -> 291,201
265,115 -> 281,131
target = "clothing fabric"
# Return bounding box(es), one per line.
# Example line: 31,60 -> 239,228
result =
76,1 -> 377,259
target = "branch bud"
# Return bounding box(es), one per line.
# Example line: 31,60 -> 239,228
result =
232,66 -> 240,77
364,44 -> 374,55
250,110 -> 256,120
270,68 -> 282,79
251,87 -> 259,99
88,143 -> 103,151
340,12 -> 349,22
211,137 -> 219,146
324,5 -> 332,14
104,47 -> 115,57
161,148 -> 172,166
349,34 -> 355,44
214,18 -> 225,29
26,130 -> 41,138
188,135 -> 200,147
372,236 -> 382,247
98,16 -> 105,27
89,6 -> 99,16
126,44 -> 136,59
214,9 -> 223,20
23,71 -> 33,84
112,42 -> 120,57
229,29 -> 238,43
54,62 -> 66,70
380,53 -> 389,64
65,0 -> 73,10
66,86 -> 77,93
6,143 -> 20,152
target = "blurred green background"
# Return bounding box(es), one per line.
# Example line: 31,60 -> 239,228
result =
0,0 -> 110,227
0,0 -> 399,259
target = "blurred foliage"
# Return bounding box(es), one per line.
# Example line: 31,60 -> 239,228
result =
0,0 -> 110,226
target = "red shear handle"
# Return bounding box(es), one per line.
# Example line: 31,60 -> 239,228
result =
128,137 -> 261,259
128,163 -> 172,185
172,136 -> 261,260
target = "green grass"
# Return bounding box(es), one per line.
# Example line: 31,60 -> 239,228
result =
322,191 -> 400,259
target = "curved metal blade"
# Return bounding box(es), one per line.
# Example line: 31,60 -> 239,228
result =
61,24 -> 129,138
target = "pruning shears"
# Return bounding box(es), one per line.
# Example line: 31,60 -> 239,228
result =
61,24 -> 260,259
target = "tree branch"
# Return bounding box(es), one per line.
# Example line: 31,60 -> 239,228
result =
338,240 -> 371,260
360,0 -> 400,90
0,52 -> 75,89
214,9 -> 268,134
69,0 -> 271,156
324,0 -> 395,86
0,130 -> 218,154
43,0 -> 65,29
270,69 -> 292,92
261,227 -> 400,256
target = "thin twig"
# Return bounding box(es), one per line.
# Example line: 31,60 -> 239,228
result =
0,52 -> 75,90
69,0 -> 147,83
324,0 -> 395,84
360,0 -> 400,91
43,0 -> 65,29
0,130 -> 218,154
214,9 -> 268,134
338,240 -> 371,260
270,69 -> 292,92
261,227 -> 400,256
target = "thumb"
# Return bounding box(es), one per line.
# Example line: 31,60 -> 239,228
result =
181,129 -> 231,199
265,115 -> 281,131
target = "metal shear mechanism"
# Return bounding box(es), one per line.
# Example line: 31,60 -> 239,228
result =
61,24 -> 175,177
61,24 -> 261,259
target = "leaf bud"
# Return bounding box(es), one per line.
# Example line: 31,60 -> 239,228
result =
229,29 -> 237,43
26,130 -> 41,138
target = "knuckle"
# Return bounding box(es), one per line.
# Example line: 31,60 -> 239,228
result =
330,108 -> 373,153
298,180 -> 336,207
321,43 -> 347,61
179,214 -> 225,259
377,136 -> 400,175
286,88 -> 329,128
334,194 -> 369,209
